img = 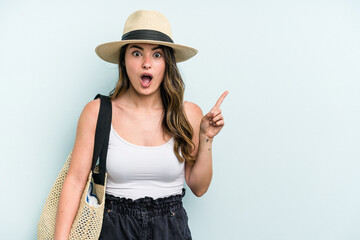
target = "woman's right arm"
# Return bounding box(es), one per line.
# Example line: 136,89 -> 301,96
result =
54,99 -> 100,240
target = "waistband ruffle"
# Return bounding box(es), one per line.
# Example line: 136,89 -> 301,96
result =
104,188 -> 186,217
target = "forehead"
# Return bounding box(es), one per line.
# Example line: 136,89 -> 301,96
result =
127,43 -> 163,50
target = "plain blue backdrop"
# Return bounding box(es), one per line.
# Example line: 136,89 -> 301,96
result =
1,0 -> 360,239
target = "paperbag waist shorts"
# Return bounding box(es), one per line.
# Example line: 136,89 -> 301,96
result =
99,189 -> 192,240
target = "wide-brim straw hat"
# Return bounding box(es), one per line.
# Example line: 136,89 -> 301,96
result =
95,10 -> 198,63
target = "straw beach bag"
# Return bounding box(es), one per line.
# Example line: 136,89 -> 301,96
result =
38,94 -> 112,240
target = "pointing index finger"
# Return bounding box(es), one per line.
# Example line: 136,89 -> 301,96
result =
214,91 -> 229,108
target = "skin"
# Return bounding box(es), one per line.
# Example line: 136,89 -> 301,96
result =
54,43 -> 228,239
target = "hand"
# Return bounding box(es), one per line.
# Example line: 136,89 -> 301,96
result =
200,91 -> 229,139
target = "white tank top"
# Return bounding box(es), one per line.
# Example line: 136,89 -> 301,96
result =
106,124 -> 185,200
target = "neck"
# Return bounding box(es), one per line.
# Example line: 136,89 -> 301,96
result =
119,87 -> 163,110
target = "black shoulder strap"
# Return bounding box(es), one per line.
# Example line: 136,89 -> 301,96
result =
91,94 -> 112,185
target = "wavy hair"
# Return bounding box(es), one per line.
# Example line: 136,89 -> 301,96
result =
110,44 -> 195,163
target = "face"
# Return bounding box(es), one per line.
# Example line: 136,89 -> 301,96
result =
124,43 -> 166,96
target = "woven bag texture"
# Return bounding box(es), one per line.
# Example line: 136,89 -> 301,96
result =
37,153 -> 107,240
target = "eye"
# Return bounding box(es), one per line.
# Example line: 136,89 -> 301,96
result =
132,51 -> 142,57
153,52 -> 162,58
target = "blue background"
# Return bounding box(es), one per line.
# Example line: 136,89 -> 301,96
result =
1,0 -> 360,239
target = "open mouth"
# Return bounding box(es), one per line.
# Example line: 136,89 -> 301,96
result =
140,73 -> 153,87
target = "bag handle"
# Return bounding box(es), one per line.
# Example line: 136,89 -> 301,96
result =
91,94 -> 112,186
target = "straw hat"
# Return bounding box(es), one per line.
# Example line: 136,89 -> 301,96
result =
95,10 -> 198,63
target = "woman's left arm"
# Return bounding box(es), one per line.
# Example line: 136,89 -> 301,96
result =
184,91 -> 229,197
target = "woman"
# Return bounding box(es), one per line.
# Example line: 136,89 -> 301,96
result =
55,10 -> 228,239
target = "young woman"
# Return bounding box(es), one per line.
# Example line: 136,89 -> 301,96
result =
54,10 -> 228,240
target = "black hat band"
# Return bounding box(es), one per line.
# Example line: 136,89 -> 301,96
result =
121,29 -> 174,43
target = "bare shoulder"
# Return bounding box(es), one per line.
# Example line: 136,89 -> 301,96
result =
183,101 -> 203,123
68,99 -> 101,181
72,99 -> 100,156
73,99 -> 100,137
82,99 -> 100,117
78,99 -> 100,123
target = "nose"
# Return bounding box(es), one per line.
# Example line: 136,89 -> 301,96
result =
142,55 -> 151,69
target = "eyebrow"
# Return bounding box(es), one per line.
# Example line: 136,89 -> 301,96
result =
129,45 -> 163,51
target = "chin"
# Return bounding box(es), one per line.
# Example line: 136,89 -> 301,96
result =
135,87 -> 160,96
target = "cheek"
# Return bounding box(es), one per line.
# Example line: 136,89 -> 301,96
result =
125,61 -> 137,77
156,61 -> 166,78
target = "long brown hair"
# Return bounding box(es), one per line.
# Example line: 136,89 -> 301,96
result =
110,44 -> 195,163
